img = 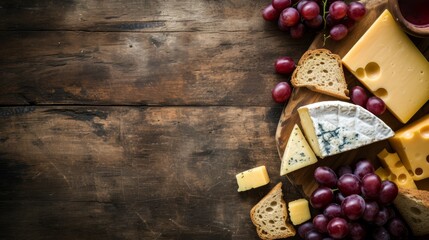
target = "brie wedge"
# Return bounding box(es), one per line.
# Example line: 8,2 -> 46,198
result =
280,124 -> 318,175
298,101 -> 394,158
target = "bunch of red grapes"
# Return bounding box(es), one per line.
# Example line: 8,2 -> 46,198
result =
262,0 -> 366,40
351,86 -> 386,116
298,160 -> 409,240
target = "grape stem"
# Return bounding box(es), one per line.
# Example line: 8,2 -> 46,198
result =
323,33 -> 330,47
322,0 -> 328,30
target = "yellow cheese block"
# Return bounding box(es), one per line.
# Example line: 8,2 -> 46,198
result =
342,10 -> 429,123
375,166 -> 389,181
236,166 -> 270,192
377,149 -> 417,189
288,198 -> 311,225
389,114 -> 429,181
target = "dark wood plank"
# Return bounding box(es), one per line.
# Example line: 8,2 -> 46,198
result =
0,30 -> 311,105
0,106 -> 303,239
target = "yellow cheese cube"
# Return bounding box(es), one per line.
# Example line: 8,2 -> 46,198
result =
236,166 -> 270,192
389,114 -> 429,181
375,166 -> 390,181
288,198 -> 311,225
342,10 -> 429,123
377,149 -> 417,189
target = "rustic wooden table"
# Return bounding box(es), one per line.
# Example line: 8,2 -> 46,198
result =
0,1 -> 311,239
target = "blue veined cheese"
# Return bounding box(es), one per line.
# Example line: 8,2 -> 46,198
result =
298,101 -> 394,158
280,124 -> 317,175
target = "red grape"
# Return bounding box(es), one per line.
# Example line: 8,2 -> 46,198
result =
329,24 -> 348,40
350,86 -> 368,107
305,230 -> 323,240
313,214 -> 329,233
324,203 -> 342,219
342,17 -> 356,30
366,96 -> 386,115
297,0 -> 310,13
341,194 -> 366,220
327,217 -> 349,239
372,226 -> 391,240
271,82 -> 292,103
329,1 -> 348,20
301,1 -> 320,20
272,0 -> 292,11
378,180 -> 398,205
290,23 -> 305,38
314,166 -> 338,188
280,7 -> 300,27
278,17 -> 290,31
310,186 -> 334,209
337,173 -> 361,196
275,56 -> 295,74
354,159 -> 374,180
298,222 -> 315,238
347,2 -> 366,21
349,222 -> 367,240
325,14 -> 340,28
374,207 -> 390,226
387,218 -> 409,239
262,4 -> 280,21
361,173 -> 381,199
305,15 -> 323,28
363,200 -> 379,222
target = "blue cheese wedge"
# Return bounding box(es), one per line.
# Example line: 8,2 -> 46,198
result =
298,101 -> 394,158
280,124 -> 317,175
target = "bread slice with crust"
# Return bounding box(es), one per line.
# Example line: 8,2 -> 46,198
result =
394,188 -> 429,236
250,182 -> 296,239
291,49 -> 349,100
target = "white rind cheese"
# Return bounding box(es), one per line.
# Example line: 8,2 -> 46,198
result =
298,101 -> 394,158
280,124 -> 317,176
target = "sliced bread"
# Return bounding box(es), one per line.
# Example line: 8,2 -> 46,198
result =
291,49 -> 349,100
394,188 -> 429,236
250,182 -> 296,239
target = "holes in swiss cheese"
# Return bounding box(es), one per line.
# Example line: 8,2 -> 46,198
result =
415,168 -> 423,176
374,88 -> 388,98
420,126 -> 429,138
365,62 -> 381,80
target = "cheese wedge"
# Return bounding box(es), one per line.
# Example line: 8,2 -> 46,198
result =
377,149 -> 417,190
236,166 -> 270,192
298,101 -> 394,158
389,114 -> 429,181
280,124 -> 318,176
342,10 -> 429,124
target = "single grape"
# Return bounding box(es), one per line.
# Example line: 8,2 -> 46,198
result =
347,2 -> 366,21
301,1 -> 320,20
280,7 -> 300,27
314,166 -> 338,188
272,0 -> 292,11
324,203 -> 342,219
350,86 -> 368,107
313,214 -> 329,233
325,14 -> 339,28
329,24 -> 348,40
305,230 -> 323,240
329,1 -> 348,20
349,222 -> 367,240
262,4 -> 280,21
354,159 -> 374,180
290,23 -> 305,38
275,56 -> 296,74
305,15 -> 323,28
335,192 -> 345,204
387,218 -> 409,239
366,96 -> 386,115
362,173 -> 381,199
362,200 -> 379,222
341,194 -> 365,220
337,173 -> 361,196
372,226 -> 391,240
374,207 -> 390,226
378,180 -> 398,205
278,17 -> 290,31
298,222 -> 315,238
310,186 -> 334,209
327,217 -> 349,239
342,17 -> 356,30
297,0 -> 310,13
337,165 -> 352,177
272,82 -> 292,103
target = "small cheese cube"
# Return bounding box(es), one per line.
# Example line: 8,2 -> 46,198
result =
375,167 -> 390,181
389,114 -> 429,181
377,149 -> 417,189
288,199 -> 311,225
236,166 -> 270,192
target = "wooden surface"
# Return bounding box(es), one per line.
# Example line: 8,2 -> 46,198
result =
275,0 -> 429,198
0,1 -> 312,239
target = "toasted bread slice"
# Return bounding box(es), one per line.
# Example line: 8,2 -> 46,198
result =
394,188 -> 429,236
291,49 -> 349,100
250,182 -> 296,239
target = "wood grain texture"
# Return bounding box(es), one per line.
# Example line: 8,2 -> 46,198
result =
0,106 -> 303,239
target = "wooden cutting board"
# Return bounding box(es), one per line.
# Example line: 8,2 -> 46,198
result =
275,0 -> 429,198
